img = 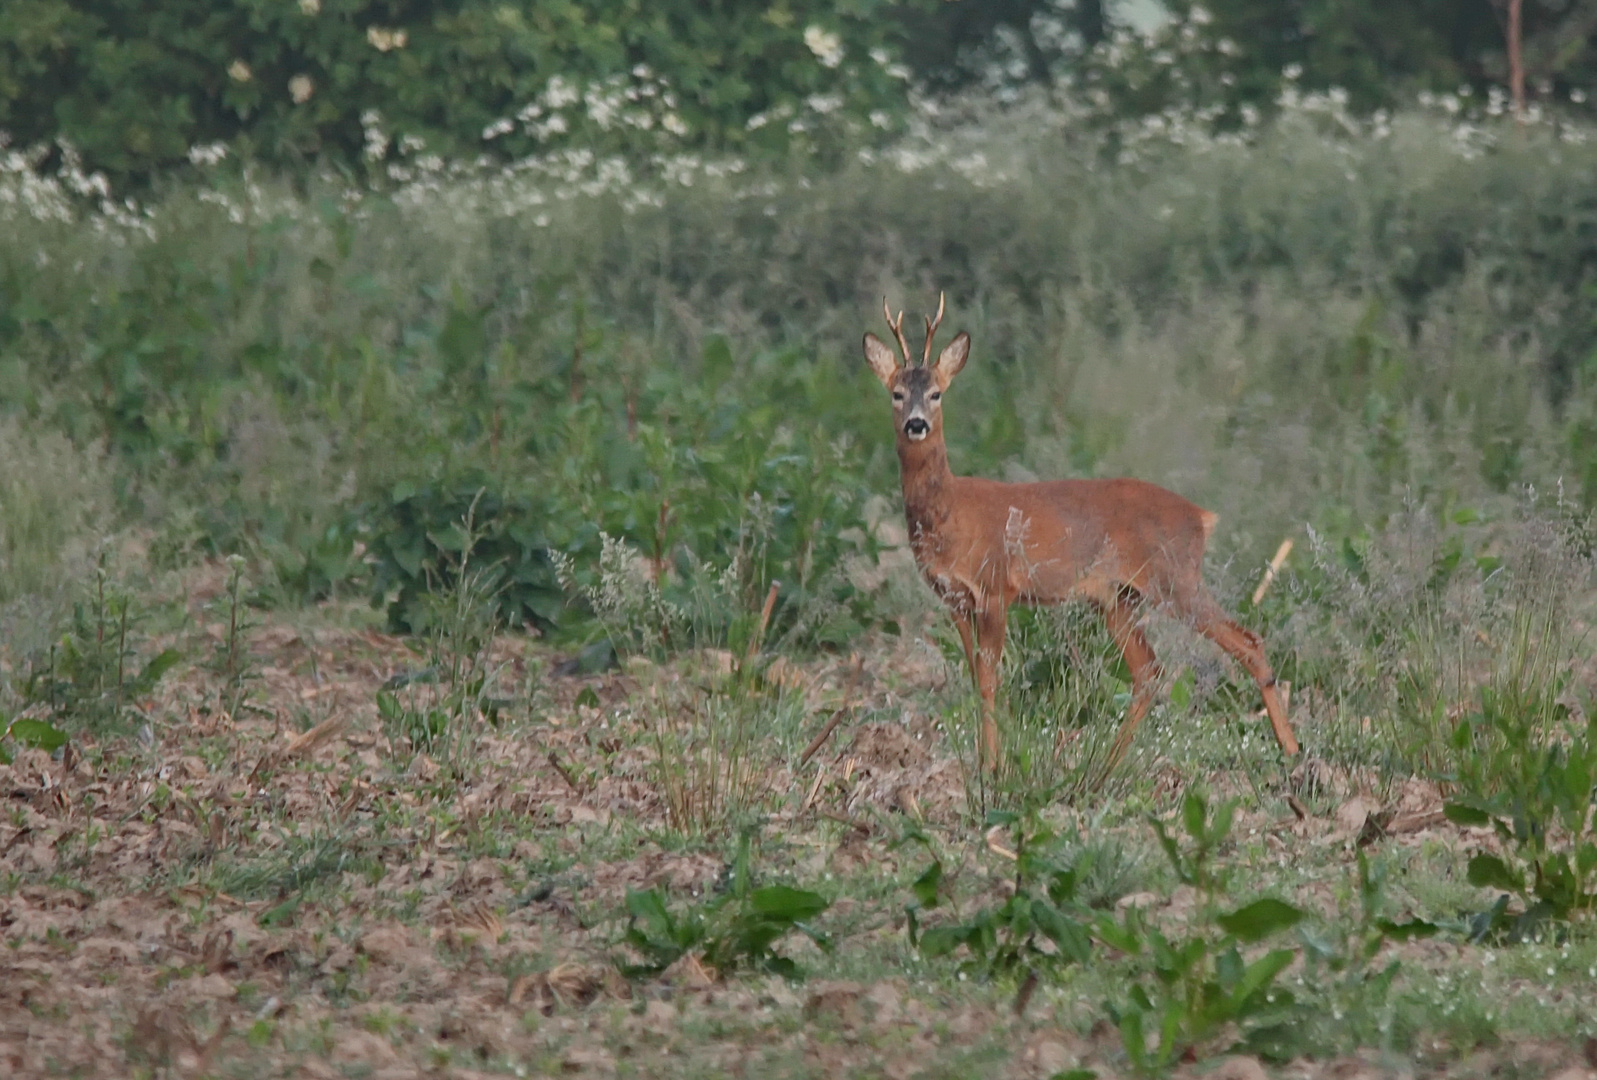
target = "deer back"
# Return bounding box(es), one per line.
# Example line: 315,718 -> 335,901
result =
907,473 -> 1218,610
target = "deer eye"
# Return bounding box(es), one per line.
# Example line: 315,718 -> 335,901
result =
929,391 -> 942,402
891,390 -> 905,402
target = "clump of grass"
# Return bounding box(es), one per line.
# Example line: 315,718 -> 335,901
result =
562,531 -> 812,835
629,672 -> 803,836
0,416 -> 115,610
375,498 -> 511,777
1283,499 -> 1593,779
943,602 -> 1141,813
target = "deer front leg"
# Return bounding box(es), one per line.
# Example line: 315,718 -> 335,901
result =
973,596 -> 1008,772
948,606 -> 978,689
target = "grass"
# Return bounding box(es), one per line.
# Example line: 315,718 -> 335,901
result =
1,102 -> 1597,1075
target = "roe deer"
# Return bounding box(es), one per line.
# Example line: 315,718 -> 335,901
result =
862,295 -> 1300,770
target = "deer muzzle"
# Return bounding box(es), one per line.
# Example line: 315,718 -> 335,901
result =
903,416 -> 930,441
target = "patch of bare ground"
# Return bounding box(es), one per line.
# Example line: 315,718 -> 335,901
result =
2,603 -> 1594,1076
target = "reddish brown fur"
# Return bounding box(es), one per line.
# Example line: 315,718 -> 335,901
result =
864,304 -> 1299,771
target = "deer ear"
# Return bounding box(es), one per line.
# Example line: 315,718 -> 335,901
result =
932,332 -> 970,389
863,333 -> 900,389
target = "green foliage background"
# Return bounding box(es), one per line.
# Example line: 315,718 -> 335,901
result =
1,0 -> 913,183
9,2 -> 1597,185
2,0 -> 1596,654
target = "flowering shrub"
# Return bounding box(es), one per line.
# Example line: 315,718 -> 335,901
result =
0,0 -> 911,185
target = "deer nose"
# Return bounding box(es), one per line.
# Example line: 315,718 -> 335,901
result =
903,417 -> 930,438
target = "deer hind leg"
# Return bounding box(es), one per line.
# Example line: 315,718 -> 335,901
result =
1188,600 -> 1300,757
972,597 -> 1008,772
1101,591 -> 1162,770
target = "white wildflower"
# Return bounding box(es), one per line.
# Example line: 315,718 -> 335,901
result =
366,27 -> 408,52
662,113 -> 688,136
228,60 -> 252,83
298,0 -> 320,13
482,118 -> 513,140
187,142 -> 228,166
806,93 -> 843,115
804,25 -> 844,69
289,74 -> 314,104
543,76 -> 579,110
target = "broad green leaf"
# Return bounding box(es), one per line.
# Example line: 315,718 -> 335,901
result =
1443,802 -> 1491,827
917,925 -> 970,959
8,719 -> 69,752
1092,914 -> 1143,955
1232,947 -> 1295,1005
1466,854 -> 1523,893
1117,1008 -> 1148,1072
1217,898 -> 1304,942
750,885 -> 828,922
1375,917 -> 1439,941
625,888 -> 673,932
911,860 -> 942,909
1182,790 -> 1208,839
1031,903 -> 1092,963
257,897 -> 299,927
136,647 -> 183,689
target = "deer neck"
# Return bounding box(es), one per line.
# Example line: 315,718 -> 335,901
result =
897,433 -> 956,534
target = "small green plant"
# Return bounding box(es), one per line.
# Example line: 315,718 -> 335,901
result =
23,555 -> 180,734
618,833 -> 830,980
1445,708 -> 1597,938
1099,791 -> 1304,1074
1277,852 -> 1439,1058
376,498 -> 510,775
1434,557 -> 1597,939
905,811 -> 1094,987
208,555 -> 259,721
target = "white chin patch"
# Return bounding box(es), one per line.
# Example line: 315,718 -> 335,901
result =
906,429 -> 928,442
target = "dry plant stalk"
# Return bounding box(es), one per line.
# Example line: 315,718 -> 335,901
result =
1251,538 -> 1294,606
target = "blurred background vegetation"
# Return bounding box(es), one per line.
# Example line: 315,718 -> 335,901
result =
2,0 -> 1596,664
7,1 -> 1596,184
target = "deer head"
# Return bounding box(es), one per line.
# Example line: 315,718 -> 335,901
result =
862,293 -> 970,443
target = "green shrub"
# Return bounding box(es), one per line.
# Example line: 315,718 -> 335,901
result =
0,0 -> 912,185
367,480 -> 561,635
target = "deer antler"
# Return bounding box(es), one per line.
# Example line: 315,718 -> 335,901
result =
882,297 -> 914,367
921,291 -> 946,365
